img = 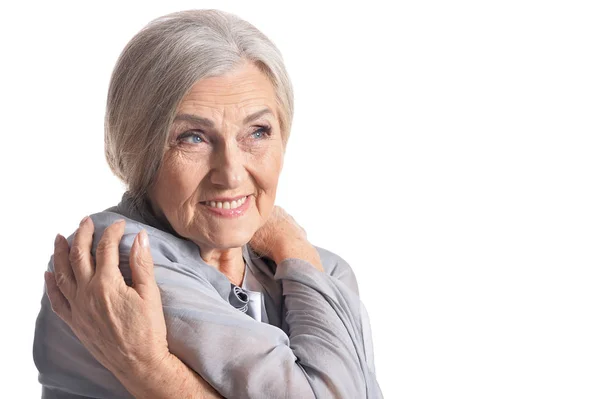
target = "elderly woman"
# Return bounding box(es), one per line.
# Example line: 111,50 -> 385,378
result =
33,9 -> 382,399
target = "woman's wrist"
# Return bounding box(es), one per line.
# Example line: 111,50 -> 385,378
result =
121,347 -> 171,382
273,239 -> 324,272
109,349 -> 168,397
113,351 -> 222,399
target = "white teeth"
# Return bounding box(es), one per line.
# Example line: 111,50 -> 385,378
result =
205,196 -> 248,210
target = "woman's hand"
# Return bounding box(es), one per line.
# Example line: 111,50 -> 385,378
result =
250,206 -> 324,271
45,217 -> 169,378
45,216 -> 223,398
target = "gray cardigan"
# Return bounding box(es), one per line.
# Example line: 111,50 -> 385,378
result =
33,193 -> 383,398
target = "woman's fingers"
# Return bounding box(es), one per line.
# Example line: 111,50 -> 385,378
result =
129,229 -> 158,299
69,216 -> 96,284
95,219 -> 126,280
53,234 -> 77,301
44,271 -> 72,324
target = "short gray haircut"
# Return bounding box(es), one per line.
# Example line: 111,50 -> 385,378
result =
104,9 -> 294,207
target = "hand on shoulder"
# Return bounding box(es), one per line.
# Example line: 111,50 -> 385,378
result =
250,206 -> 324,272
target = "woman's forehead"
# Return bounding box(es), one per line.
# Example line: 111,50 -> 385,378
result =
173,108 -> 276,128
177,63 -> 277,117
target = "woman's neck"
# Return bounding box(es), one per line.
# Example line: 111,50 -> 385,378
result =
144,196 -> 246,285
199,246 -> 246,286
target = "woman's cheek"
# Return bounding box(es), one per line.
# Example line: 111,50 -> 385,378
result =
254,192 -> 276,224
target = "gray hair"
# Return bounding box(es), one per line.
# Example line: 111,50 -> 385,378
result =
104,9 -> 294,208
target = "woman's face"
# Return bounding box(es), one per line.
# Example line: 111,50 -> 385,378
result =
149,61 -> 284,251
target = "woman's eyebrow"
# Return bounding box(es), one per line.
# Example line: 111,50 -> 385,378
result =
173,114 -> 214,127
173,108 -> 273,127
243,108 -> 273,123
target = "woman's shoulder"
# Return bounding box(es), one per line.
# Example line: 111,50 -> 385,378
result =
83,210 -> 200,268
314,246 -> 360,295
88,210 -> 167,243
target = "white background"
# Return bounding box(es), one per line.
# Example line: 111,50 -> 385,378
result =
1,1 -> 599,398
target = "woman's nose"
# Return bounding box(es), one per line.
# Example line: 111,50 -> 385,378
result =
210,143 -> 246,188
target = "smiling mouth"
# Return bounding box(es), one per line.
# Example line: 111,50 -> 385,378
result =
200,195 -> 249,210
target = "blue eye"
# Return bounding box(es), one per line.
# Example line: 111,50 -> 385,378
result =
251,126 -> 271,139
178,131 -> 205,144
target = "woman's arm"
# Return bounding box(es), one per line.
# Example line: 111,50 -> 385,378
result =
43,213 -> 381,398
111,352 -> 222,399
43,218 -> 222,399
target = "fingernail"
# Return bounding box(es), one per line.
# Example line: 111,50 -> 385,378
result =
54,234 -> 61,247
79,215 -> 89,226
114,218 -> 125,226
140,229 -> 149,248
